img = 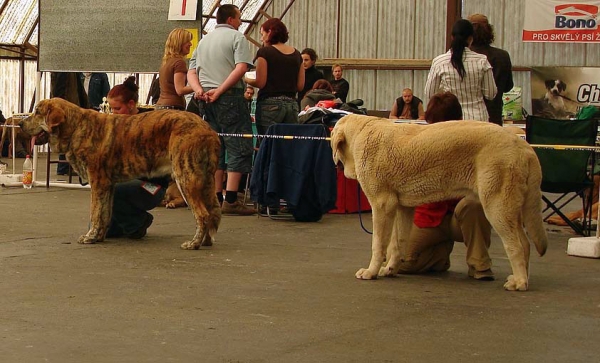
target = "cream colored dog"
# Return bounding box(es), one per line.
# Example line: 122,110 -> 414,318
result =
331,115 -> 548,291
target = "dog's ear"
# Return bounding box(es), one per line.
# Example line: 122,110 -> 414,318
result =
44,101 -> 66,130
331,128 -> 346,165
559,81 -> 567,91
545,80 -> 554,89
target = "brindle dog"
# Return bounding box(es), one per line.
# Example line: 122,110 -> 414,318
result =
20,98 -> 221,250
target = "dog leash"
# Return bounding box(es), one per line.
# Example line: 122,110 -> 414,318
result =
357,184 -> 373,234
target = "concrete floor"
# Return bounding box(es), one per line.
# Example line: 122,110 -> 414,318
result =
1,155 -> 600,362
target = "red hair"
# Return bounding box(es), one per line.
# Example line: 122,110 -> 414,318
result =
424,92 -> 463,124
107,76 -> 139,104
261,18 -> 289,44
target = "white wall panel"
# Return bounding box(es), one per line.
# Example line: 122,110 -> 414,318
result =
344,69 -> 376,110
512,71 -> 532,114
282,0 -> 310,51
377,0 -> 416,59
413,70 -> 431,107
414,0 -> 447,59
304,0 -> 338,58
339,0 -> 378,58
375,70 -> 414,111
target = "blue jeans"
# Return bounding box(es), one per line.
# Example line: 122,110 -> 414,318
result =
203,89 -> 253,173
255,97 -> 299,135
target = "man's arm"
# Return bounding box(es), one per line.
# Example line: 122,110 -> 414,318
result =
389,100 -> 399,119
417,102 -> 425,120
205,63 -> 249,103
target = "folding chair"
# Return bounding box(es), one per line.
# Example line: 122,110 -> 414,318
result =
526,116 -> 598,236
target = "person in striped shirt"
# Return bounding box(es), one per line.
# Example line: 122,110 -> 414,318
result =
424,19 -> 497,122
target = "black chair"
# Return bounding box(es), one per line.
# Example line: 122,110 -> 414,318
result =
526,116 -> 598,235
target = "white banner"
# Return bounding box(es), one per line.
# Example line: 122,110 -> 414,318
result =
168,0 -> 198,21
523,0 -> 600,43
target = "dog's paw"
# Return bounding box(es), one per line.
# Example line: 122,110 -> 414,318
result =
378,265 -> 396,277
355,268 -> 378,280
200,236 -> 213,247
78,234 -> 98,244
180,240 -> 200,250
165,201 -> 185,209
503,275 -> 528,291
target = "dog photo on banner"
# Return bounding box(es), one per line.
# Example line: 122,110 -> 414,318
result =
531,67 -> 600,119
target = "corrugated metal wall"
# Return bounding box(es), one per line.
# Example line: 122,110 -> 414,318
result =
4,1 -> 593,116
251,0 -> 447,112
248,0 -> 598,114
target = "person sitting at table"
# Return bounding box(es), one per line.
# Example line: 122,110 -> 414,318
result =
105,76 -> 169,239
394,91 -> 494,281
389,88 -> 425,120
300,79 -> 337,110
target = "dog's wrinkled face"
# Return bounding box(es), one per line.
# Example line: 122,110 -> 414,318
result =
19,99 -> 66,143
331,117 -> 357,179
545,79 -> 567,96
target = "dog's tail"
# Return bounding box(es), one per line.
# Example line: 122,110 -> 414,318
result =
522,153 -> 548,256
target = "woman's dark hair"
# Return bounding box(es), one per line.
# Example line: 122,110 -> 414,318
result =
450,19 -> 474,80
261,18 -> 289,44
107,76 -> 139,103
216,4 -> 238,24
312,79 -> 333,92
425,92 -> 463,124
301,48 -> 318,62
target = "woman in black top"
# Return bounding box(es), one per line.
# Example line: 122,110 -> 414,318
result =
245,18 -> 304,134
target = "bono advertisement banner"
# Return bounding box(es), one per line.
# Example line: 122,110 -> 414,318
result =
523,0 -> 600,42
531,67 -> 600,119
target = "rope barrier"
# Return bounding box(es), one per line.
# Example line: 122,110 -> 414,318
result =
528,144 -> 600,151
217,132 -> 331,141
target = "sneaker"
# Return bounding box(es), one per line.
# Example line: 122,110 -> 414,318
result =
468,266 -> 495,281
128,213 -> 154,239
222,200 -> 257,215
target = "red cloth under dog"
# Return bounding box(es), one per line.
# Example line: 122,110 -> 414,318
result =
413,199 -> 460,228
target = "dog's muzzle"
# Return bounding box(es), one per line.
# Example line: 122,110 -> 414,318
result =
34,130 -> 50,145
18,119 -> 50,145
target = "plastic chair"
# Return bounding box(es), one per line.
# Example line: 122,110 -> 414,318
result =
526,116 -> 598,236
